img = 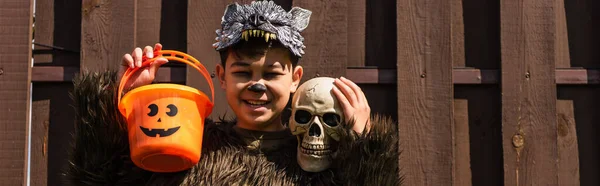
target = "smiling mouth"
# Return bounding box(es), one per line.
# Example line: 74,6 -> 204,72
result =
140,126 -> 180,137
244,100 -> 270,107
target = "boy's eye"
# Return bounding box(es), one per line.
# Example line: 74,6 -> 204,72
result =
264,72 -> 283,79
232,71 -> 250,77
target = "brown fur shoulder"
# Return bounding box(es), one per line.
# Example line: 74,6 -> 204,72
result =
330,114 -> 403,186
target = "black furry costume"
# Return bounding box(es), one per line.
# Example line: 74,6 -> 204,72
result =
64,70 -> 401,185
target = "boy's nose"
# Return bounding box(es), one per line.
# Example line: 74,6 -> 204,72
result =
248,83 -> 267,92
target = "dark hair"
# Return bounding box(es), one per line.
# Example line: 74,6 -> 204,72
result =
219,37 -> 300,68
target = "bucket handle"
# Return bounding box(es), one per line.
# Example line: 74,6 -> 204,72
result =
117,50 -> 215,107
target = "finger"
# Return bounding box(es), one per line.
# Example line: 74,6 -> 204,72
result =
148,57 -> 168,76
143,46 -> 154,59
332,85 -> 353,117
122,54 -> 134,69
132,47 -> 143,67
154,43 -> 163,51
340,76 -> 367,105
334,78 -> 358,106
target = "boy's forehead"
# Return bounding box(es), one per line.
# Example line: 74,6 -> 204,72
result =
227,50 -> 293,67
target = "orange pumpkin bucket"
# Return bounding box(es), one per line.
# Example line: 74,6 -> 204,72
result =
117,50 -> 214,173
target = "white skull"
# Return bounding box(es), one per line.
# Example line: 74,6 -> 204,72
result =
289,77 -> 344,172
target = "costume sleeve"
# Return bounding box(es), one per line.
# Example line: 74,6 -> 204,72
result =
64,70 -> 151,185
333,114 -> 403,186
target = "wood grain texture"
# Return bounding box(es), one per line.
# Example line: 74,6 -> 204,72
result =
81,0 -> 135,71
346,0 -> 364,67
500,0 -> 558,185
186,0 -> 247,120
0,0 -> 33,185
396,0 -> 454,185
557,86 -> 600,186
554,0 -> 570,68
556,100 -> 580,186
293,0 -> 348,80
33,0 -> 54,64
451,0 -> 465,67
30,99 -> 49,186
136,0 -> 161,48
452,99 -> 471,186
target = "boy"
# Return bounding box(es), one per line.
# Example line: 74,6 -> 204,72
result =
65,1 -> 400,185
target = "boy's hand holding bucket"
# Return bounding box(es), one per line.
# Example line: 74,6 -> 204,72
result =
119,43 -> 169,94
117,48 -> 214,173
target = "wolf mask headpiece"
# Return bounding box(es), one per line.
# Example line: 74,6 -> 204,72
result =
212,1 -> 312,57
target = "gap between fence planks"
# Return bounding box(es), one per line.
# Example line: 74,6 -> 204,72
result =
0,0 -> 34,185
500,0 -> 558,185
396,0 -> 454,185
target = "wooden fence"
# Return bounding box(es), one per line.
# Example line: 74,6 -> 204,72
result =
0,0 -> 598,185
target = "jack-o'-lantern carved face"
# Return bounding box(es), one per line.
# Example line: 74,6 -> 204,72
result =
140,103 -> 180,137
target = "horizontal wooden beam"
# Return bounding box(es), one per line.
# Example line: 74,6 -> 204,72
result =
32,66 -> 186,83
31,66 -> 600,85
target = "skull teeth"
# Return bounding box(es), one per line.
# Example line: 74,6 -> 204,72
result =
301,148 -> 332,156
241,29 -> 277,42
301,142 -> 330,150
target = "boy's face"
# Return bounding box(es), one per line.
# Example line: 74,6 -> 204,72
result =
216,48 -> 303,131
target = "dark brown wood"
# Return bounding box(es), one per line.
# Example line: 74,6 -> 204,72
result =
0,0 -> 33,185
53,0 -> 81,66
556,100 -> 581,186
346,68 -> 395,84
452,99 -> 472,186
555,0 -> 570,68
500,0 -> 558,185
136,0 -> 161,48
293,0 -> 348,80
396,0 -> 454,185
32,66 -> 79,82
160,0 -> 188,53
455,85 -> 504,185
463,0 -> 501,69
186,0 -> 237,120
366,0 -> 395,68
556,69 -> 600,84
558,86 -> 600,185
30,99 -> 49,186
347,0 -> 365,67
33,0 -> 54,64
81,0 -> 135,71
451,0 -> 465,67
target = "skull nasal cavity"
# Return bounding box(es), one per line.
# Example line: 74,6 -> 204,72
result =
309,124 -> 321,137
249,14 -> 266,26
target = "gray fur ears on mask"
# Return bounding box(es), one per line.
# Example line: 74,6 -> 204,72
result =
290,7 -> 312,32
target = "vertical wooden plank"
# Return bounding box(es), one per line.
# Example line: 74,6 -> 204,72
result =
346,0 -> 364,67
160,0 -> 187,52
33,0 -> 54,64
450,0 -> 471,185
396,0 -> 454,185
0,0 -> 34,185
558,87 -> 600,186
500,0 -> 558,185
554,0 -> 570,68
81,0 -> 136,71
556,100 -> 580,186
53,0 -> 81,67
451,0 -> 465,67
366,0 -> 395,68
292,0 -> 348,80
136,0 -> 161,48
453,99 -> 472,186
187,0 -> 238,120
30,99 -> 49,186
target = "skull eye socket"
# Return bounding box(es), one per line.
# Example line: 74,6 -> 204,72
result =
166,104 -> 178,117
294,110 -> 312,124
322,113 -> 340,127
148,104 -> 158,117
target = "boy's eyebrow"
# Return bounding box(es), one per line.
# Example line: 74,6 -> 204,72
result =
229,62 -> 250,68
